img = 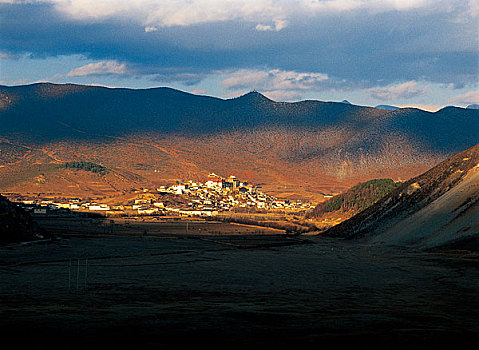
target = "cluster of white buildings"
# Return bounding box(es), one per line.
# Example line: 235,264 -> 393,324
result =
157,173 -> 312,213
17,199 -> 113,216
11,172 -> 312,217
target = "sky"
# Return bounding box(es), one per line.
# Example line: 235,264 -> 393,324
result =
1,0 -> 478,110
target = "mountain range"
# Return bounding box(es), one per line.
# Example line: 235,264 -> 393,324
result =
0,83 -> 478,201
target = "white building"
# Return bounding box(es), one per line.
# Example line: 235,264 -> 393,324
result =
89,204 -> 110,211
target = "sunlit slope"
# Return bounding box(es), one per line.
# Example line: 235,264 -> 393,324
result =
324,144 -> 479,250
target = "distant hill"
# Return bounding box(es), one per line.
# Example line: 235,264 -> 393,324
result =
0,195 -> 50,243
341,100 -> 351,104
375,105 -> 400,111
323,143 -> 479,250
467,104 -> 479,110
305,179 -> 402,228
0,83 -> 478,201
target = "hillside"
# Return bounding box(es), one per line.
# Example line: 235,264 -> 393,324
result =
0,83 -> 478,202
0,195 -> 50,243
323,143 -> 479,250
305,179 -> 402,228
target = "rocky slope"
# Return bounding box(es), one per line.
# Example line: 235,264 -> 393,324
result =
324,143 -> 479,250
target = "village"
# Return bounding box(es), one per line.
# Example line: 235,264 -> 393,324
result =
7,173 -> 314,218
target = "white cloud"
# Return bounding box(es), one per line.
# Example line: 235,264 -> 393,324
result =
221,68 -> 328,91
144,26 -> 158,32
448,90 -> 479,104
49,0 -> 284,26
255,23 -> 273,31
304,0 -> 434,12
468,0 -> 479,17
367,81 -> 429,100
67,60 -> 127,77
262,90 -> 303,101
273,19 -> 289,31
42,0 -> 464,28
220,68 -> 328,101
255,19 -> 288,31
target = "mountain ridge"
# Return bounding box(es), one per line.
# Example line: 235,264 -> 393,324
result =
0,83 -> 477,201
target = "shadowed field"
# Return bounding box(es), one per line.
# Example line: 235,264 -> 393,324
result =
0,218 -> 478,349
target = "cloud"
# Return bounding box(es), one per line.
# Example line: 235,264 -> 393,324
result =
67,60 -> 127,77
48,0 -> 284,27
468,0 -> 479,17
255,23 -> 273,31
2,0 -> 477,99
220,68 -> 328,101
262,90 -> 303,101
148,71 -> 206,86
367,81 -> 429,101
255,19 -> 288,32
304,0 -> 437,13
0,52 -> 16,59
448,90 -> 479,104
37,0 -> 468,29
144,26 -> 158,32
191,89 -> 206,95
221,68 -> 328,91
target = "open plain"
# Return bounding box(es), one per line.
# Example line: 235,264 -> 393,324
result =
0,218 -> 478,349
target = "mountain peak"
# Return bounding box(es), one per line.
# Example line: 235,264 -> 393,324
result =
236,91 -> 272,102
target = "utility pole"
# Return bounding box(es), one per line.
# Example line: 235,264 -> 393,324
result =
84,258 -> 88,289
76,258 -> 80,290
68,259 -> 71,290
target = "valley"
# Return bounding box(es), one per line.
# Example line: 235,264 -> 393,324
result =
2,3 -> 478,348
1,217 -> 477,349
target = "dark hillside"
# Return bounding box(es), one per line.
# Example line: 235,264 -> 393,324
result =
305,179 -> 402,228
307,179 -> 401,217
0,195 -> 51,243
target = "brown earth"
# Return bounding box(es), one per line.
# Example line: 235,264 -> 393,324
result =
0,133 -> 435,203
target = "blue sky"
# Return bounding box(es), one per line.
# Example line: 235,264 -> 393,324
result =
1,0 -> 478,110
